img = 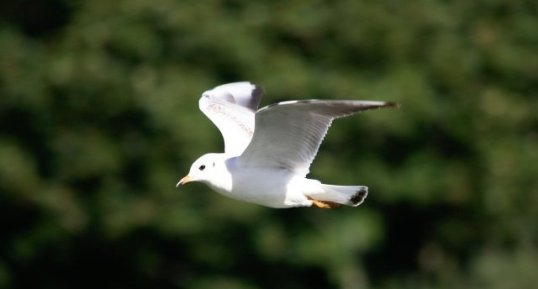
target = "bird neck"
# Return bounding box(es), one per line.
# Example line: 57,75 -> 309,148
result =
206,155 -> 235,193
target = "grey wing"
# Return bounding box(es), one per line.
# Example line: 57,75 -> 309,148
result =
199,82 -> 264,156
238,100 -> 397,176
204,82 -> 263,112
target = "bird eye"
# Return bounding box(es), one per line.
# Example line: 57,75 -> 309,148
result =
199,165 -> 206,171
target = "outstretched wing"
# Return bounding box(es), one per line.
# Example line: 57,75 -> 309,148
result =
199,82 -> 264,156
239,100 -> 397,176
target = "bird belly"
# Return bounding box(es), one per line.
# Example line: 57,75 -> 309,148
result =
218,168 -> 312,208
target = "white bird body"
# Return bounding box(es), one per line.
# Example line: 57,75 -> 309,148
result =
178,82 -> 396,209
221,164 -> 295,208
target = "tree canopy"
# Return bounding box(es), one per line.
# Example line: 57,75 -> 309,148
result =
0,0 -> 537,288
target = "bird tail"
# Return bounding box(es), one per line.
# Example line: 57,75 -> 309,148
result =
309,184 -> 368,207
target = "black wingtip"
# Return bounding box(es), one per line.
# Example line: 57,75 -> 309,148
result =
350,187 -> 368,206
384,101 -> 400,109
379,101 -> 400,108
252,85 -> 263,98
248,84 -> 264,110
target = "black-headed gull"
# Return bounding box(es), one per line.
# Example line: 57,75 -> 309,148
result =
177,82 -> 397,208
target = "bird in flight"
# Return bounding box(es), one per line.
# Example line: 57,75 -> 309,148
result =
177,82 -> 397,208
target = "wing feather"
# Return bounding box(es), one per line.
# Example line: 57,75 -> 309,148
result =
239,100 -> 397,176
199,82 -> 264,156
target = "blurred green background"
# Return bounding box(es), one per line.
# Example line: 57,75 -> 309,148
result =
1,0 -> 537,288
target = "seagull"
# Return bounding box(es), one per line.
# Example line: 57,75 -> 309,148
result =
177,82 -> 397,208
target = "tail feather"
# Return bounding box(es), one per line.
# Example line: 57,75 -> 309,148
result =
308,184 -> 368,207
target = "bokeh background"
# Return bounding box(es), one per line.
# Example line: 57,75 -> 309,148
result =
1,0 -> 537,288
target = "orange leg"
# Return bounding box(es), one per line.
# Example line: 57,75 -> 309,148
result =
308,197 -> 341,209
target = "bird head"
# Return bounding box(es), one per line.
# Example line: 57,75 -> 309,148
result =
177,153 -> 222,187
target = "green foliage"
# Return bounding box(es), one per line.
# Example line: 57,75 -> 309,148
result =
1,0 -> 537,288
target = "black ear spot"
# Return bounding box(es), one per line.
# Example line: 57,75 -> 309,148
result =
199,164 -> 206,171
